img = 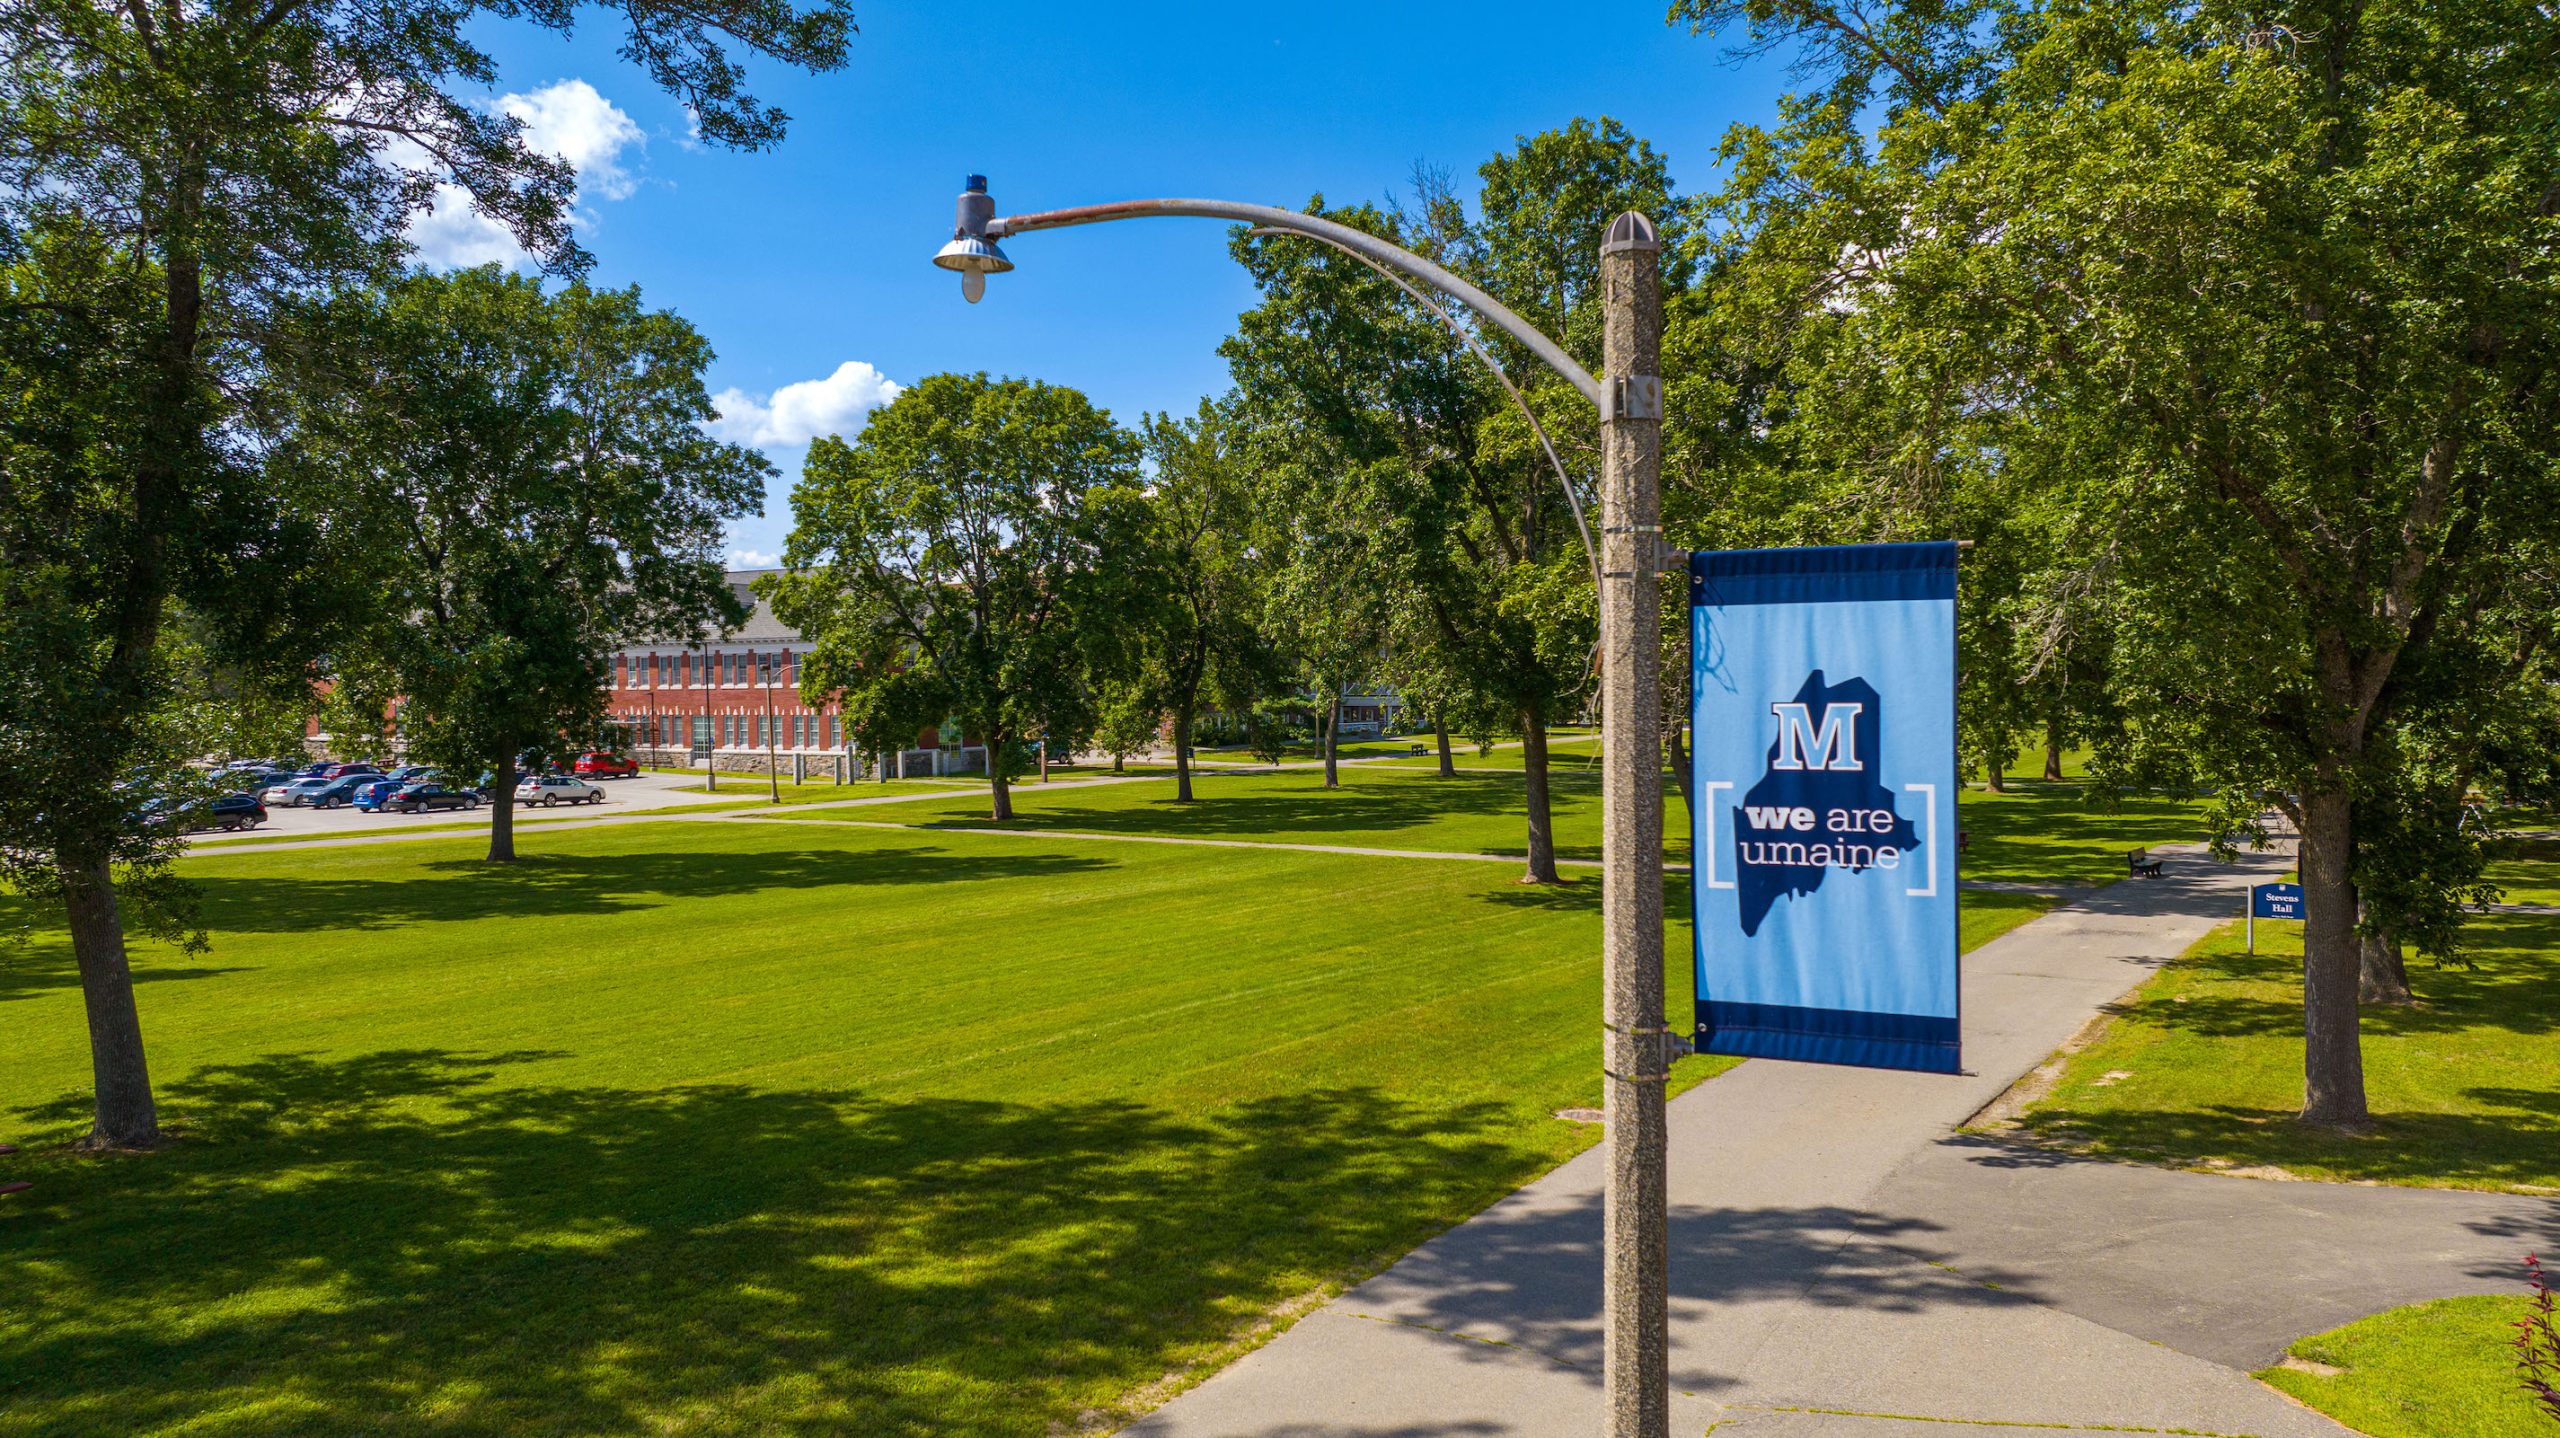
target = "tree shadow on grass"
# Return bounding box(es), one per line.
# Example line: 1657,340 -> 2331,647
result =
2010,1099 -> 2560,1191
0,957 -> 253,1004
2134,921 -> 2560,1041
1,1050 -> 1546,1438
176,842 -> 1115,935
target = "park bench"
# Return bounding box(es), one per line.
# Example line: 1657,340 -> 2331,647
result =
2127,848 -> 2165,878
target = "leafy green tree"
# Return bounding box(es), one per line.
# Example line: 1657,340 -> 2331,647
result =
289,268 -> 765,860
1092,678 -> 1164,774
1682,0 -> 2560,1124
771,374 -> 1144,822
0,0 -> 847,1150
1136,404 -> 1282,800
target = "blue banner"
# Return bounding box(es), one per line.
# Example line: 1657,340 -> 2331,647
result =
2251,883 -> 2303,920
1690,542 -> 1962,1074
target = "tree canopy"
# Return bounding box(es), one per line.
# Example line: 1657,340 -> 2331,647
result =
770,373 -> 1146,822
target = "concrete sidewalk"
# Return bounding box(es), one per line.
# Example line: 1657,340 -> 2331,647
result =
1126,850 -> 2534,1437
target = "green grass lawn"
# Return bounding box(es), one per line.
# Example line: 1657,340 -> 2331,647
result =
2000,839 -> 2560,1192
1,817 -> 1724,1437
657,774 -> 992,804
2259,1294 -> 2556,1437
0,752 -> 2220,1436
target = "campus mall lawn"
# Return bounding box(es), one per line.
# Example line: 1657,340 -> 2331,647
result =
2001,838 -> 2560,1192
0,817 -> 1716,1437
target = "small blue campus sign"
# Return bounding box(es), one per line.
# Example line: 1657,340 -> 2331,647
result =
2251,883 -> 2305,920
1690,542 -> 1961,1075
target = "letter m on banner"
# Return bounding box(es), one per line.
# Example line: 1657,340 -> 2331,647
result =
1689,542 -> 1961,1075
1769,702 -> 1864,771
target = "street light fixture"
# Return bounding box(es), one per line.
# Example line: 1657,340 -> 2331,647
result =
932,175 -> 1014,302
933,177 -> 1674,1438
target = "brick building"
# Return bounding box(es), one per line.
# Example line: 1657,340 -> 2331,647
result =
606,569 -> 851,769
606,569 -> 984,777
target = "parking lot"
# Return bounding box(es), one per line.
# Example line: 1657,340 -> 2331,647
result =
191,768 -> 737,845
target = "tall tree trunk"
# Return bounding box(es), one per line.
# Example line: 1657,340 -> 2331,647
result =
1520,709 -> 1559,884
2042,710 -> 2065,781
2359,930 -> 2412,1006
988,726 -> 1008,818
1174,706 -> 1196,803
2297,785 -> 2370,1126
1321,691 -> 1341,790
1112,750 -> 1124,774
61,176 -> 205,1149
487,752 -> 517,863
1984,744 -> 2006,793
1434,717 -> 1456,779
1667,718 -> 1692,814
62,855 -> 158,1150
2356,886 -> 2414,1006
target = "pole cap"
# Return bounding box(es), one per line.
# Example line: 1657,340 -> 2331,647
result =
1600,211 -> 1661,256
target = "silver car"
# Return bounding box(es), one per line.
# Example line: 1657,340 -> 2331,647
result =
513,774 -> 605,807
263,777 -> 334,807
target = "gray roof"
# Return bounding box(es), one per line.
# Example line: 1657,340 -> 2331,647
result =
623,569 -> 801,650
719,569 -> 799,643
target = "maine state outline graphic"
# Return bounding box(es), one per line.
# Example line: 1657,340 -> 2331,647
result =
1729,670 -> 1921,935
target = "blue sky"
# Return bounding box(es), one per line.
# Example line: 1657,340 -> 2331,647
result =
451,2 -> 1800,563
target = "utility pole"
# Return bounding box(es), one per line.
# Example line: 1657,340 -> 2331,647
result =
1597,210 -> 1668,1438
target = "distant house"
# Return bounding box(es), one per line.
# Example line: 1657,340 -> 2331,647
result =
1332,685 -> 1406,739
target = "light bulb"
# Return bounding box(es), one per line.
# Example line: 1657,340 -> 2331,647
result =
962,269 -> 985,303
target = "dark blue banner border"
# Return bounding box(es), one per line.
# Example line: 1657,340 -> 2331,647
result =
1695,999 -> 1962,1075
1690,541 -> 1959,609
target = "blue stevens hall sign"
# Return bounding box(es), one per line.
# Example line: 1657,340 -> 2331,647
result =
1689,542 -> 1962,1075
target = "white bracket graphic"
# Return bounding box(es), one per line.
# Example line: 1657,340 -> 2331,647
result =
1701,781 -> 1735,890
1903,783 -> 1938,897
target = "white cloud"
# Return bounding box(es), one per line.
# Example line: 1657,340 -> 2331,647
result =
729,547 -> 781,569
711,362 -> 904,446
407,185 -> 528,269
401,79 -> 646,269
498,80 -> 645,202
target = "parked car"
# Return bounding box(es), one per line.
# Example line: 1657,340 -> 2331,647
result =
191,794 -> 267,832
265,777 -> 334,807
572,751 -> 640,779
472,770 -> 531,801
315,762 -> 381,781
350,776 -> 409,812
516,774 -> 605,807
307,773 -> 382,809
384,764 -> 439,784
388,782 -> 478,814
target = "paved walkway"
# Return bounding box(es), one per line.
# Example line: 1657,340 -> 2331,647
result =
1126,849 -> 2556,1438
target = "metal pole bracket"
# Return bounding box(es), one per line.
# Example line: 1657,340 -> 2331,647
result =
1602,375 -> 1663,422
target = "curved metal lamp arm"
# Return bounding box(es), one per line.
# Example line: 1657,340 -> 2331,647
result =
1242,225 -> 1602,601
988,199 -> 1604,411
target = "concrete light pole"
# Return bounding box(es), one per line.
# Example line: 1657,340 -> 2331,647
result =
935,180 -> 1673,1437
1596,212 -> 1668,1438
